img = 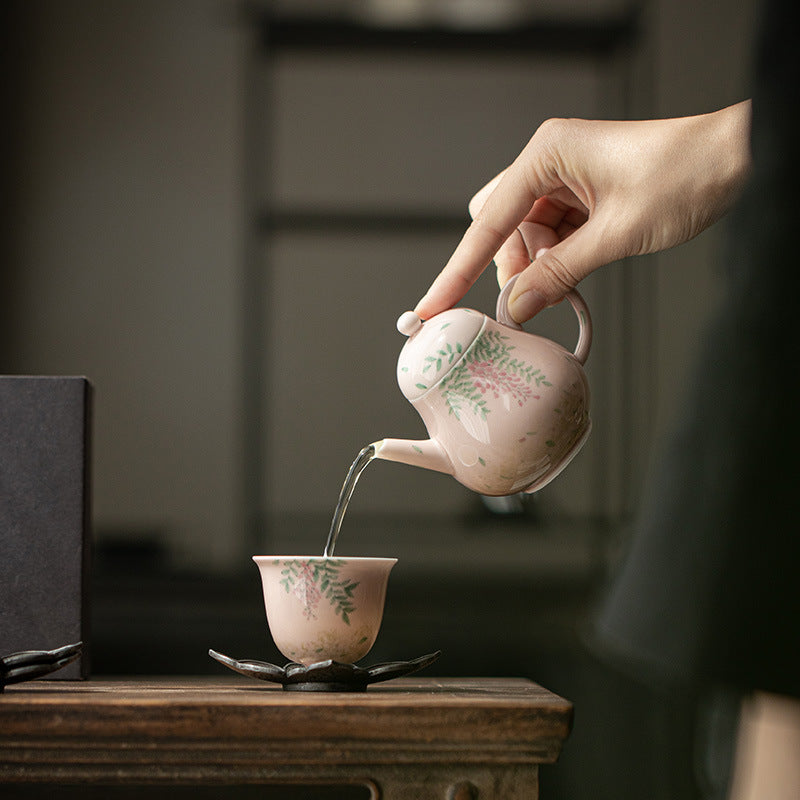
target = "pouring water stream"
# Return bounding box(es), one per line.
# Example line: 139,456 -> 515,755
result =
323,444 -> 376,558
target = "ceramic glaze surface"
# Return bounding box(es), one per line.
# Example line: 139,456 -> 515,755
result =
380,285 -> 592,495
253,556 -> 396,666
397,308 -> 485,401
411,316 -> 590,495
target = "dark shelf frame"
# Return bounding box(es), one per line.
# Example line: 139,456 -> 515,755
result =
257,13 -> 640,56
257,208 -> 469,234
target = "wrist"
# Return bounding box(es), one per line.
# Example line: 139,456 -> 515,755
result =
709,100 -> 753,210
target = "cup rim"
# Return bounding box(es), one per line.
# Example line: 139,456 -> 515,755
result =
252,555 -> 398,564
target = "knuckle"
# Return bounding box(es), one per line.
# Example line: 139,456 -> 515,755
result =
519,117 -> 577,188
534,116 -> 570,140
528,117 -> 572,154
536,251 -> 579,295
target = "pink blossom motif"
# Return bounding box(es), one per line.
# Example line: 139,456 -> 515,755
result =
293,561 -> 322,619
468,360 -> 535,406
438,330 -> 550,420
280,558 -> 359,624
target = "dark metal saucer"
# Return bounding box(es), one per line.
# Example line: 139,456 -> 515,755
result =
209,648 -> 441,692
1,642 -> 83,690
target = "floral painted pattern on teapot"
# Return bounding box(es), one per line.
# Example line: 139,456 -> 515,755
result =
375,276 -> 592,496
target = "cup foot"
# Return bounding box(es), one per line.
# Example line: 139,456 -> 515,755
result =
208,649 -> 441,691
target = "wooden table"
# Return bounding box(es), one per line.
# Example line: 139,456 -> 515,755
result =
0,677 -> 573,799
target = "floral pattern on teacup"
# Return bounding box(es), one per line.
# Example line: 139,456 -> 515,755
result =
278,559 -> 359,624
282,625 -> 374,665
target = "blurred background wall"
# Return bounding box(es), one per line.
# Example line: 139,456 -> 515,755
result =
1,0 -> 758,571
1,1 -> 760,798
2,0 -> 246,569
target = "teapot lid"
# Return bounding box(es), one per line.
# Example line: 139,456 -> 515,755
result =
395,308 -> 485,401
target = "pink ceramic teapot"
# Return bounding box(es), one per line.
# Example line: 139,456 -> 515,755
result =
373,275 -> 592,496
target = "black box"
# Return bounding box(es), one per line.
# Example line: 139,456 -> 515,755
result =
0,376 -> 92,678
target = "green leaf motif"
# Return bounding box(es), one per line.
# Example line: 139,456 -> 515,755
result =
438,329 -> 548,418
279,559 -> 359,625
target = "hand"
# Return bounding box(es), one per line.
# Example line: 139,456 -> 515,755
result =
415,101 -> 752,323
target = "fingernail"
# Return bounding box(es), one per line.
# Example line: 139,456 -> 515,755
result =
535,247 -> 550,259
510,288 -> 547,323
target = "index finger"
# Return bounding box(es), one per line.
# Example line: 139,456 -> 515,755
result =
415,166 -> 539,319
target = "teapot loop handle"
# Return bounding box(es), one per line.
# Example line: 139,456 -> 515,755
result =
496,274 -> 592,365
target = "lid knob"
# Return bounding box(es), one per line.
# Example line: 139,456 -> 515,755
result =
396,311 -> 422,337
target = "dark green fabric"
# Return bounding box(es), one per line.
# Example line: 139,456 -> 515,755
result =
593,0 -> 800,697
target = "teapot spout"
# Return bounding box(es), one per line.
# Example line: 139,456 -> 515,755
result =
372,438 -> 453,476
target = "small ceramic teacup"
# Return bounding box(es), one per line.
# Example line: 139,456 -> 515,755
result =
253,556 -> 397,666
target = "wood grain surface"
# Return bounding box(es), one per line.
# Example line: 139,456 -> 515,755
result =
0,677 -> 572,796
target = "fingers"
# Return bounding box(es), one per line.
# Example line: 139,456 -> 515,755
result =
470,171 -> 532,287
415,167 -> 541,319
493,229 -> 534,287
468,170 -> 506,219
507,220 -> 609,322
413,224 -> 505,319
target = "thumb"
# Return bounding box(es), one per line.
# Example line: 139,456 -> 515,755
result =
508,222 -> 611,322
